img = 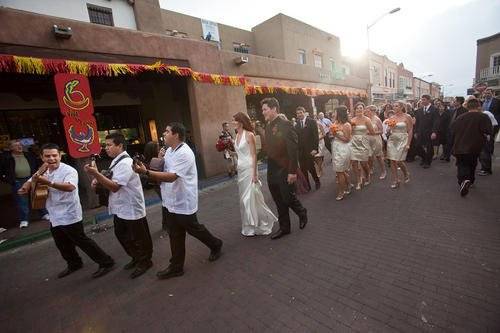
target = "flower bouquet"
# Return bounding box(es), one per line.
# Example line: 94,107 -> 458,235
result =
386,118 -> 397,128
216,137 -> 233,152
330,123 -> 341,136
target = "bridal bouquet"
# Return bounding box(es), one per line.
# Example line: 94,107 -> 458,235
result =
330,123 -> 341,135
216,137 -> 234,152
386,118 -> 397,128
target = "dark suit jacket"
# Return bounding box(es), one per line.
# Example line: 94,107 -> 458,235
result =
449,106 -> 468,127
294,117 -> 319,158
415,105 -> 440,144
484,97 -> 500,124
265,116 -> 299,181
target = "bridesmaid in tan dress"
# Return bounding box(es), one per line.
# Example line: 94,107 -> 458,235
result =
330,106 -> 352,201
365,105 -> 387,180
386,101 -> 413,188
350,102 -> 375,190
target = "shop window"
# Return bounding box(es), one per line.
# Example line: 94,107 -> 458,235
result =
493,55 -> 500,68
233,42 -> 250,54
298,49 -> 306,65
330,58 -> 336,72
314,54 -> 322,68
87,4 -> 114,26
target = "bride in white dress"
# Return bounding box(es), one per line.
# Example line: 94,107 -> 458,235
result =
233,112 -> 277,236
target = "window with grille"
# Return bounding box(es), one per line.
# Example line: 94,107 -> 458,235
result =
493,55 -> 500,67
233,42 -> 250,54
314,54 -> 322,68
87,4 -> 114,26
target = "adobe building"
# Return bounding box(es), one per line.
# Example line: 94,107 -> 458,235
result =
472,32 -> 500,96
368,51 -> 398,104
396,63 -> 413,101
0,0 -> 368,228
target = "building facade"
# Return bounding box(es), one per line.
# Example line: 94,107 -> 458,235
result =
473,32 -> 500,96
413,77 -> 431,99
396,63 -> 413,100
368,51 -> 398,104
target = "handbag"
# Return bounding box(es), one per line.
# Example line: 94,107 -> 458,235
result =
95,155 -> 130,207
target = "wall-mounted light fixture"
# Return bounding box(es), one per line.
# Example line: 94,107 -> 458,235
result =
53,25 -> 72,39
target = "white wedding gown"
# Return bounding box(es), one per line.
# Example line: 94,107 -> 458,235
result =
235,130 -> 277,236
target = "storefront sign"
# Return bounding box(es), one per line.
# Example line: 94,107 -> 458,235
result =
54,73 -> 101,158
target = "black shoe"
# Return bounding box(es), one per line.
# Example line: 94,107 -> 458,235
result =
130,261 -> 153,279
299,209 -> 308,229
460,180 -> 471,197
123,259 -> 137,270
57,265 -> 82,279
270,229 -> 290,240
156,267 -> 184,280
315,182 -> 321,190
208,240 -> 223,262
422,164 -> 430,169
419,161 -> 425,166
92,263 -> 115,279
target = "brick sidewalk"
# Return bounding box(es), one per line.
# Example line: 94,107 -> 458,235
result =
1,156 -> 499,332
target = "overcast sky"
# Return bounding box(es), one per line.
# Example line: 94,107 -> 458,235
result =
160,0 -> 499,96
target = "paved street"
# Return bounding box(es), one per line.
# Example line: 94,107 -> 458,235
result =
1,156 -> 500,332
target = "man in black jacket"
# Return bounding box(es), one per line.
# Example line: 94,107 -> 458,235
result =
0,140 -> 43,228
295,106 -> 320,190
415,95 -> 440,168
262,98 -> 307,240
443,97 -> 468,162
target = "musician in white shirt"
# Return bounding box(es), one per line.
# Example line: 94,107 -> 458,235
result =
133,123 -> 223,280
18,143 -> 114,279
85,133 -> 153,279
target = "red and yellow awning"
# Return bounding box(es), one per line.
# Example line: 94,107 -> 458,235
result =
0,54 -> 246,86
245,84 -> 366,97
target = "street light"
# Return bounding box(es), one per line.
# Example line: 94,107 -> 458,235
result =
366,7 -> 401,103
367,7 -> 401,51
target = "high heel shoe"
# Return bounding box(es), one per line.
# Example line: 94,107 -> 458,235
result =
344,184 -> 354,195
404,173 -> 410,183
390,182 -> 400,189
356,182 -> 362,190
379,171 -> 387,180
336,194 -> 344,201
363,177 -> 371,186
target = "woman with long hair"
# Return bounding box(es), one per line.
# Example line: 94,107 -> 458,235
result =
365,105 -> 386,179
350,102 -> 375,190
331,106 -> 352,200
232,112 -> 276,236
386,101 -> 413,188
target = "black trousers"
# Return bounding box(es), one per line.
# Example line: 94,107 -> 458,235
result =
324,135 -> 332,154
113,216 -> 153,268
299,153 -> 319,188
443,132 -> 453,160
417,139 -> 434,166
268,177 -> 306,233
479,137 -> 494,173
162,207 -> 222,271
51,221 -> 114,269
455,154 -> 478,185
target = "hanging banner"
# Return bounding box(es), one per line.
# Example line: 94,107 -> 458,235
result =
54,73 -> 101,158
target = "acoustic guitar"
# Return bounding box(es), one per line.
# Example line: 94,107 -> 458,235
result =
31,164 -> 49,210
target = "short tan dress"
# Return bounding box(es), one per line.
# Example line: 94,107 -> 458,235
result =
368,119 -> 384,158
387,122 -> 409,161
332,131 -> 351,172
350,125 -> 370,162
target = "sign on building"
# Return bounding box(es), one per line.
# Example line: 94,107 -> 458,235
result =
201,19 -> 220,42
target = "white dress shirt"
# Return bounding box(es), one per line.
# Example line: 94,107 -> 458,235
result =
108,151 -> 146,220
44,163 -> 82,227
483,110 -> 498,126
160,143 -> 198,215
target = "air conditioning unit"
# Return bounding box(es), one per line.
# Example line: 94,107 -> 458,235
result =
234,56 -> 249,66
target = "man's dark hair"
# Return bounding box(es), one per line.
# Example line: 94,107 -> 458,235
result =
105,132 -> 127,150
465,98 -> 481,110
41,143 -> 60,152
455,96 -> 465,104
168,122 -> 186,141
222,122 -> 228,127
296,106 -> 306,113
421,94 -> 431,101
260,97 -> 280,111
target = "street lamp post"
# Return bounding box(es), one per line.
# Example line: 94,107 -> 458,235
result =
366,7 -> 401,103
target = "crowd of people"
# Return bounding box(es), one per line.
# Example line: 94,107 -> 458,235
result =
0,89 -> 497,281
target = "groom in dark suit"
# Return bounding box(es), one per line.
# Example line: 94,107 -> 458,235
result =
415,94 -> 440,168
295,106 -> 320,190
261,98 -> 308,240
